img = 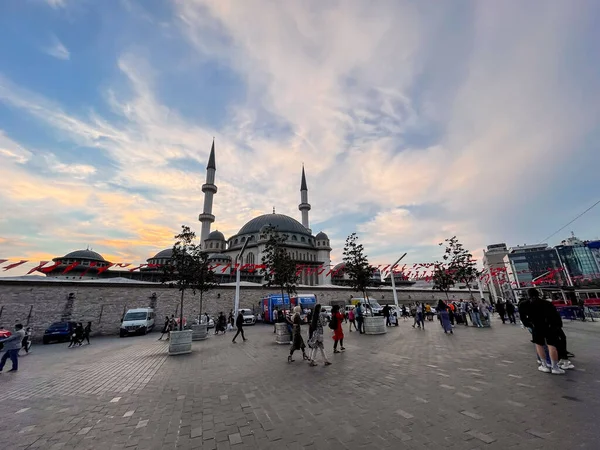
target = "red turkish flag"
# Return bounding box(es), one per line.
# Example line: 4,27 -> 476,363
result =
115,263 -> 131,268
27,261 -> 50,275
221,264 -> 231,273
40,261 -> 62,273
2,260 -> 28,271
0,259 -> 7,265
96,263 -> 115,275
62,261 -> 80,275
128,264 -> 148,272
80,261 -> 98,277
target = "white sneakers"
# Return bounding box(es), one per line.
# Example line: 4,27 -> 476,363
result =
538,364 -> 568,374
559,360 -> 575,370
551,367 -> 566,375
538,365 -> 551,373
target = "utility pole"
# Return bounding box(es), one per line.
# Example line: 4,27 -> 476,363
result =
233,238 -> 250,316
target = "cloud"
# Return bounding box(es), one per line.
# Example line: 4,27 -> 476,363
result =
43,35 -> 70,60
44,0 -> 67,9
1,0 -> 600,277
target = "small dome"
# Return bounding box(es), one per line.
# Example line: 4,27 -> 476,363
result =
315,231 -> 329,240
208,253 -> 232,261
62,249 -> 106,261
207,230 -> 225,241
150,248 -> 173,260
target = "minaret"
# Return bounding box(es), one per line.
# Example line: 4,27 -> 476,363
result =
199,139 -> 217,248
298,165 -> 311,232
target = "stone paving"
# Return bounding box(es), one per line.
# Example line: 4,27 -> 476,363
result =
0,316 -> 599,449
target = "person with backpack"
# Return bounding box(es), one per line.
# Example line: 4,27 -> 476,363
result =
330,305 -> 345,353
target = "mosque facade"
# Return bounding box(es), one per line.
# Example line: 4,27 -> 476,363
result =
44,142 -> 332,286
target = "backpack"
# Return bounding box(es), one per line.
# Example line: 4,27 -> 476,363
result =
328,315 -> 337,330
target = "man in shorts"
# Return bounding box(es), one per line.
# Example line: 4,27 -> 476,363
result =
527,288 -> 565,374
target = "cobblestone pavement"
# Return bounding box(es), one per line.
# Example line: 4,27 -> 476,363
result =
1,317 -> 599,449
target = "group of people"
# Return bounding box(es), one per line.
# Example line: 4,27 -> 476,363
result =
518,288 -> 574,374
68,322 -> 92,347
288,303 -> 345,366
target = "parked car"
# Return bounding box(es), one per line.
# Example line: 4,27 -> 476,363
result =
0,327 -> 11,339
43,321 -> 77,344
120,308 -> 155,337
240,309 -> 257,325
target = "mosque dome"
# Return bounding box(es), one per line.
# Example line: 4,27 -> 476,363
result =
237,214 -> 310,236
62,249 -> 106,261
315,231 -> 329,240
207,230 -> 225,241
150,248 -> 173,260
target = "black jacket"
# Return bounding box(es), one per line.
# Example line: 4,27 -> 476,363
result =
236,313 -> 244,328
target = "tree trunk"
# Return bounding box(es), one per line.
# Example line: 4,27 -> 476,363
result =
465,278 -> 474,300
199,290 -> 203,318
180,290 -> 184,331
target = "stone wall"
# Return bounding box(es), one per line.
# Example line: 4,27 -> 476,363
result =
0,280 -> 488,340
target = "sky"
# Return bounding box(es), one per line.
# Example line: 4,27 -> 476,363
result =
1,0 -> 600,277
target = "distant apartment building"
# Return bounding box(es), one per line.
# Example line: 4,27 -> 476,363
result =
555,235 -> 600,284
504,243 -> 567,289
585,240 -> 600,275
482,243 -> 509,301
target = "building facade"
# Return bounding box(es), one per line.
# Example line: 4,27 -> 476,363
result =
555,234 -> 600,284
504,244 -> 567,289
482,243 -> 509,301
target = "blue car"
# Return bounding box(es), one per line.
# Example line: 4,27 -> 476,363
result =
43,321 -> 77,345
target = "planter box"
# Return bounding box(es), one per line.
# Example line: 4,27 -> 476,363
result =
275,322 -> 291,345
168,329 -> 193,355
364,316 -> 387,335
191,323 -> 208,341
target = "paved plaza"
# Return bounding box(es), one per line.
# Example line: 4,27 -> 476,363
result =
0,317 -> 599,450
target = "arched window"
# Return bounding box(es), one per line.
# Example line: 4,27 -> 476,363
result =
292,235 -> 297,241
209,242 -> 213,249
301,237 -> 306,243
317,242 -> 320,247
245,253 -> 255,265
241,237 -> 246,242
235,239 -> 239,245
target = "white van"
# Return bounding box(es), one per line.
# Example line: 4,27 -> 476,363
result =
120,308 -> 155,337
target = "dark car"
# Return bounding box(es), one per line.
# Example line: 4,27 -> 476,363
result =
43,321 -> 77,345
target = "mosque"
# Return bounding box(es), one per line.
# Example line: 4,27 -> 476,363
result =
43,141 -> 333,286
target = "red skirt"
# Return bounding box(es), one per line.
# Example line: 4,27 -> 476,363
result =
333,326 -> 344,341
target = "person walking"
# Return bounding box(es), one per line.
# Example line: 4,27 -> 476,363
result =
496,301 -> 506,324
527,288 -> 565,374
232,311 -> 247,343
506,301 -> 516,324
331,305 -> 345,353
0,324 -> 25,373
470,301 -> 483,327
401,305 -> 409,321
288,306 -> 308,362
83,322 -> 92,345
416,302 -> 425,329
383,304 -> 391,327
437,300 -> 453,334
307,304 -> 331,367
20,327 -> 33,355
158,315 -> 170,340
355,302 -> 365,334
348,307 -> 357,332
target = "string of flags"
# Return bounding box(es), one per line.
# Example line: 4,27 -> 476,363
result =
1,258 -> 598,286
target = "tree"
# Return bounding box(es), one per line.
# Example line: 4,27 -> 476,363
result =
432,262 -> 455,301
342,233 -> 374,303
260,226 -> 299,307
440,236 -> 479,299
162,225 -> 215,331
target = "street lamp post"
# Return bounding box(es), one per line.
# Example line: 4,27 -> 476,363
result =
387,253 -> 407,314
233,238 -> 250,317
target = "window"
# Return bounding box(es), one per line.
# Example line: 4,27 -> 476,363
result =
235,239 -> 239,245
292,235 -> 297,241
241,237 -> 246,242
317,242 -> 320,247
209,242 -> 213,248
246,253 -> 255,265
301,237 -> 306,243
